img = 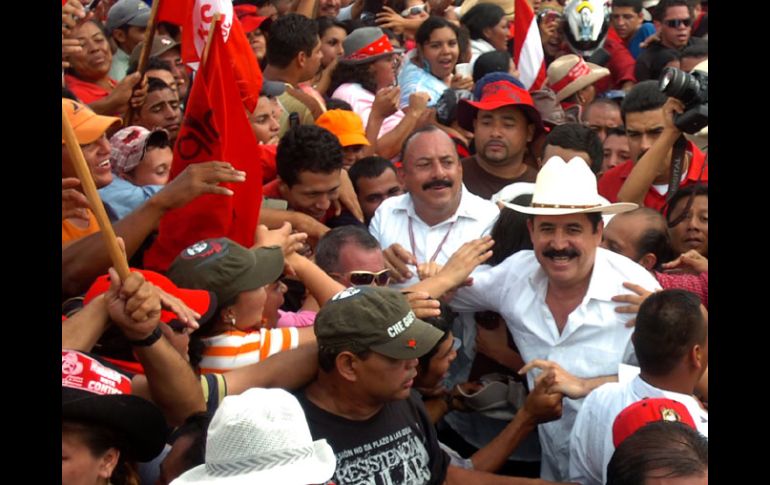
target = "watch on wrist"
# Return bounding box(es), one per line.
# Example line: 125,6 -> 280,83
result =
127,326 -> 163,347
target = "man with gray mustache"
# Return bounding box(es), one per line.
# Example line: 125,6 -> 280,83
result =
369,125 -> 500,289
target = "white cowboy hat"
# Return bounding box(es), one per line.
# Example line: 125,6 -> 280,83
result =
502,156 -> 637,215
547,54 -> 610,102
171,388 -> 336,485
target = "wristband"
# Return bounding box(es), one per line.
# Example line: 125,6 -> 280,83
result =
127,326 -> 163,347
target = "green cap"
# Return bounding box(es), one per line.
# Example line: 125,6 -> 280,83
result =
167,238 -> 284,307
315,287 -> 444,360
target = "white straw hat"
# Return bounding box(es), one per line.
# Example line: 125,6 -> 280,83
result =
171,388 -> 336,485
502,156 -> 637,215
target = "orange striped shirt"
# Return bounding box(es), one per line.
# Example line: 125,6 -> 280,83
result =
198,327 -> 299,374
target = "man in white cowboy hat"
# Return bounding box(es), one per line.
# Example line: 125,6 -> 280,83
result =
170,387 -> 337,485
547,54 -> 610,116
411,156 -> 661,480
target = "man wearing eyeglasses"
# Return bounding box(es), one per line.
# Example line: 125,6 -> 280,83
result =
634,0 -> 707,82
316,225 -> 394,287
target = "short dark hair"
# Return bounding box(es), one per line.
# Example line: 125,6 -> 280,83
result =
276,125 -> 343,187
461,3 -> 505,42
315,225 -> 382,274
489,195 -> 534,266
623,208 -> 672,270
605,126 -> 627,138
316,16 -> 347,38
583,97 -> 621,122
456,24 -> 472,64
611,0 -> 643,13
166,412 -> 211,475
654,0 -> 694,21
607,421 -> 708,485
417,301 -> 457,371
473,50 -> 513,82
325,98 -> 353,111
634,289 -> 706,376
146,76 -> 174,95
266,13 -> 319,68
126,56 -> 172,76
680,43 -> 708,59
415,16 -> 459,46
318,347 -> 370,372
544,123 -> 604,174
621,80 -> 668,121
348,156 -> 398,193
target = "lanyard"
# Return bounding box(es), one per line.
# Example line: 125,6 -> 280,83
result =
408,217 -> 457,264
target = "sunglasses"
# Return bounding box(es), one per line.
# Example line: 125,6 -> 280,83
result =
401,4 -> 427,17
537,9 -> 563,24
663,18 -> 692,28
348,269 -> 391,286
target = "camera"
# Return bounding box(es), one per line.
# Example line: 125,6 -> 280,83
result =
659,67 -> 708,134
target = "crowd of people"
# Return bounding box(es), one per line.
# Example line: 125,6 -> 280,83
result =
61,0 -> 708,484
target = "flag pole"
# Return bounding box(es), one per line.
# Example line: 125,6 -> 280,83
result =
200,13 -> 222,69
125,0 -> 162,126
62,112 -> 130,280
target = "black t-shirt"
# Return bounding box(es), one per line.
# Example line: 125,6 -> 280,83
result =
296,389 -> 450,485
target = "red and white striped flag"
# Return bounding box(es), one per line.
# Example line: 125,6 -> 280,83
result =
513,0 -> 547,91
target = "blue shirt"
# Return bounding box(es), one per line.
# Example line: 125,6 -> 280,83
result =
628,22 -> 656,58
98,177 -> 163,220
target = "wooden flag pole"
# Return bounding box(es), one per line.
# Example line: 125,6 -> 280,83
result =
62,111 -> 130,280
125,0 -> 162,126
200,13 -> 222,69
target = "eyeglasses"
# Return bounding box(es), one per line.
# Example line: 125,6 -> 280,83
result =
663,18 -> 692,28
537,9 -> 563,24
401,4 -> 427,17
347,269 -> 391,286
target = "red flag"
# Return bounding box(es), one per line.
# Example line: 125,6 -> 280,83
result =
143,19 -> 265,272
513,0 -> 547,91
157,0 -> 262,111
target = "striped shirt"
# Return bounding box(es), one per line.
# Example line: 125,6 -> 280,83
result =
198,327 -> 299,374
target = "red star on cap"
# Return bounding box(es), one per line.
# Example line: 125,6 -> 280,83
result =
407,339 -> 416,348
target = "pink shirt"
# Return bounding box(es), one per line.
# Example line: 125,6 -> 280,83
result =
331,83 -> 405,139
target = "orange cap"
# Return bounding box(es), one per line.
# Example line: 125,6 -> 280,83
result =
62,98 -> 122,145
315,109 -> 370,148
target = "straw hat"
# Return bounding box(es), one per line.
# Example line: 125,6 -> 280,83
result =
547,54 -> 610,102
502,156 -> 637,215
459,0 -> 515,21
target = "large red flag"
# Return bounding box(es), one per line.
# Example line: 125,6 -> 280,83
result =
513,0 -> 547,91
143,19 -> 265,272
156,0 -> 262,111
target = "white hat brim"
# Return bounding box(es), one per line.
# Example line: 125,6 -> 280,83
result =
170,440 -> 336,485
501,201 -> 638,216
554,64 -> 611,102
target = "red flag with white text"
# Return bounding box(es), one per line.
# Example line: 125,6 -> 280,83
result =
513,0 -> 547,91
143,19 -> 265,272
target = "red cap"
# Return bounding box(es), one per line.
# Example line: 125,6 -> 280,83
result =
84,269 -> 217,328
234,4 -> 271,34
612,398 -> 697,447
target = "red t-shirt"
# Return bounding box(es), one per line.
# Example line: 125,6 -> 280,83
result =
597,141 -> 707,212
64,74 -> 117,104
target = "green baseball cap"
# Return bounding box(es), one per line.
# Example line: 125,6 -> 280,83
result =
166,238 -> 284,307
315,287 -> 443,360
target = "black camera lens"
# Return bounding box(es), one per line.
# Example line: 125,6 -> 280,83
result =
659,67 -> 706,110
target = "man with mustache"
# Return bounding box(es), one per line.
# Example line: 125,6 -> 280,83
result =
410,156 -> 662,481
369,125 -> 500,287
597,80 -> 707,211
456,73 -> 543,200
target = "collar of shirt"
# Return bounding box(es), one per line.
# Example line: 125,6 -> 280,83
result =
631,374 -> 708,423
393,184 -> 492,227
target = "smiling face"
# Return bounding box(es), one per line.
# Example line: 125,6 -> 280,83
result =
63,134 -> 114,189
279,169 -> 342,220
69,21 -> 112,82
528,213 -> 602,290
400,130 -> 462,223
419,26 -> 459,81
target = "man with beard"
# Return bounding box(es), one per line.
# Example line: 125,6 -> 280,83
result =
410,156 -> 661,481
369,126 -> 500,287
456,73 -> 544,200
133,78 -> 182,146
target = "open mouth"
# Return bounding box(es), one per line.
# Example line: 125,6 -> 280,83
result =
96,159 -> 111,169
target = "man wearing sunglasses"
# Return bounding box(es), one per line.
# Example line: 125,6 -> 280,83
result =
316,225 -> 393,288
634,0 -> 707,82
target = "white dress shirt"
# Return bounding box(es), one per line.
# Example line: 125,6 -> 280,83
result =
369,185 -> 500,288
450,247 -> 662,480
569,373 -> 709,485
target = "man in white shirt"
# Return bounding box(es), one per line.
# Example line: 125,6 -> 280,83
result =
370,126 -> 500,289
569,289 -> 708,485
411,156 -> 661,480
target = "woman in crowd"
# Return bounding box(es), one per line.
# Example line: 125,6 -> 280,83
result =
665,184 -> 708,258
460,3 -> 509,66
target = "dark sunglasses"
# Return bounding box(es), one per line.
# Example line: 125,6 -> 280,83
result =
348,269 -> 391,286
401,4 -> 427,17
663,18 -> 692,28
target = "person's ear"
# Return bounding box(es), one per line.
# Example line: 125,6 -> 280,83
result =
336,351 -> 359,382
97,448 -> 120,480
638,252 -> 658,271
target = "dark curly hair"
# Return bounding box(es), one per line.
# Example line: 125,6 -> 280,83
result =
329,60 -> 378,96
276,125 -> 343,187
